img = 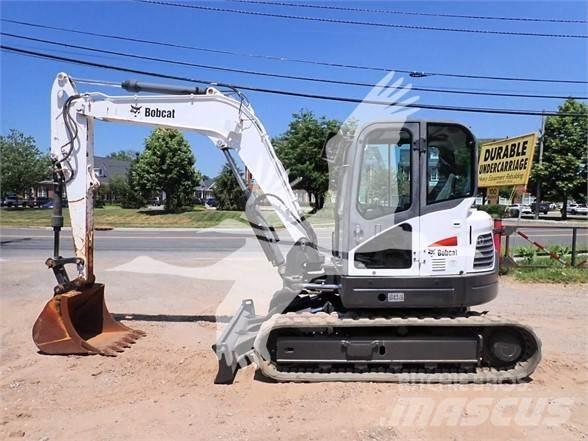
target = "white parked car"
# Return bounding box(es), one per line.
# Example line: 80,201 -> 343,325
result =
506,204 -> 532,217
566,203 -> 588,215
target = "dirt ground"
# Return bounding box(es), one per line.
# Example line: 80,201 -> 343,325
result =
1,255 -> 587,440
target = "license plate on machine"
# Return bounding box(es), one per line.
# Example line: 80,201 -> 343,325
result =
387,292 -> 405,302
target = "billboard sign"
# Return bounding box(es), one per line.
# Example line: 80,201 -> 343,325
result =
478,133 -> 537,187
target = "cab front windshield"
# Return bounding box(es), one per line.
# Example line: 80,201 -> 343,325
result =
426,123 -> 475,204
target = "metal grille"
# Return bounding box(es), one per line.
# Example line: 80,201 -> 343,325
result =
474,233 -> 494,269
431,258 -> 446,272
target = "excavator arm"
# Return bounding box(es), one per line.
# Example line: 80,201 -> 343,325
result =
50,72 -> 315,283
33,72 -> 318,357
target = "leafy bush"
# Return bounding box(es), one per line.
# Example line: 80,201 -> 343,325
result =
547,244 -> 570,258
518,247 -> 536,264
511,246 -> 528,257
477,204 -> 507,218
120,187 -> 146,209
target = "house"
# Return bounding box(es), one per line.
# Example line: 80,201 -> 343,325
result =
93,156 -> 132,184
93,156 -> 132,203
33,180 -> 53,199
195,177 -> 215,201
25,156 -> 131,205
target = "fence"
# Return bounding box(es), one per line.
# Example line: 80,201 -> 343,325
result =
494,221 -> 588,268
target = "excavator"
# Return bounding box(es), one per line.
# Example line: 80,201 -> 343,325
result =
33,72 -> 541,384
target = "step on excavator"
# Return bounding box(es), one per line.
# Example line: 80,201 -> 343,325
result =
33,72 -> 541,383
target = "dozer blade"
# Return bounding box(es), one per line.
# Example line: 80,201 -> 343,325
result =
32,283 -> 145,356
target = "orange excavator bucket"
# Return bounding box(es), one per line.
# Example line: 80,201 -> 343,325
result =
32,283 -> 145,356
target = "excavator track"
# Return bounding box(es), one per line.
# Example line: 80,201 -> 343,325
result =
253,312 -> 541,383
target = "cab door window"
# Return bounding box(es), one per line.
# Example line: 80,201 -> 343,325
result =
357,128 -> 412,219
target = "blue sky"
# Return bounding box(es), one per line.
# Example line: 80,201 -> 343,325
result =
1,0 -> 587,177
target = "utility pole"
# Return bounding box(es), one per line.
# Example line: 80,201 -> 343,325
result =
534,113 -> 546,220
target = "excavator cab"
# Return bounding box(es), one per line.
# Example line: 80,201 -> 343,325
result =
330,121 -> 499,310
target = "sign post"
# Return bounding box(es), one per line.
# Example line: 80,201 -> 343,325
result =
534,116 -> 546,219
487,187 -> 499,204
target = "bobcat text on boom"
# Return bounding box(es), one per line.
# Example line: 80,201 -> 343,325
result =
145,107 -> 175,118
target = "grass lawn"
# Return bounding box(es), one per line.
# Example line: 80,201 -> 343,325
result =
0,202 -> 335,229
510,267 -> 588,284
504,253 -> 588,284
0,205 -> 250,228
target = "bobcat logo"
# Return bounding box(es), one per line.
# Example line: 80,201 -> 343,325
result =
130,105 -> 142,116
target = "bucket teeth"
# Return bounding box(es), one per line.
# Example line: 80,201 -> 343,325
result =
101,348 -> 118,357
98,330 -> 146,355
128,330 -> 147,342
121,336 -> 137,345
115,342 -> 131,350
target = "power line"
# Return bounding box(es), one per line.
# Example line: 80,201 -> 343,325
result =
226,0 -> 588,24
3,44 -> 586,118
135,0 -> 588,39
4,32 -> 584,101
3,18 -> 586,85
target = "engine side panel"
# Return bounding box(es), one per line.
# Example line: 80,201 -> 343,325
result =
339,266 -> 498,309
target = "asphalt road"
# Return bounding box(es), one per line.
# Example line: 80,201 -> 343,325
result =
0,228 -> 252,253
509,210 -> 588,221
1,225 -> 586,261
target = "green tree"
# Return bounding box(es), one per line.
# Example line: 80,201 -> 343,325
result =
96,175 -> 133,205
95,180 -> 110,207
108,175 -> 131,202
121,160 -> 147,209
107,149 -> 138,161
0,129 -> 50,198
531,99 -> 588,219
130,128 -> 200,211
213,165 -> 245,210
273,110 -> 340,211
